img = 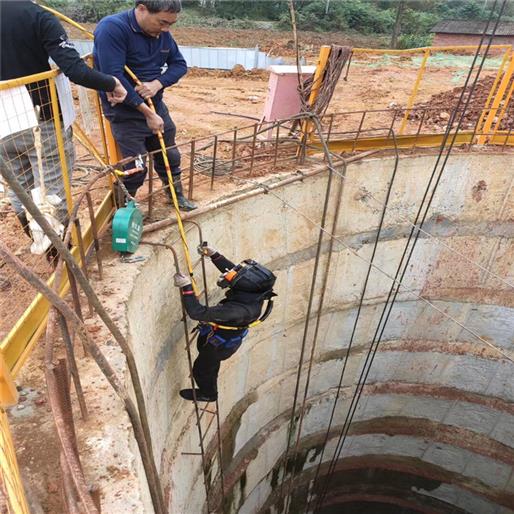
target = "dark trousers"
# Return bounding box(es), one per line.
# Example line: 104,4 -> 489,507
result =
109,103 -> 181,194
193,334 -> 241,398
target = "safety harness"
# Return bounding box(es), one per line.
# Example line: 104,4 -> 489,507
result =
194,294 -> 275,349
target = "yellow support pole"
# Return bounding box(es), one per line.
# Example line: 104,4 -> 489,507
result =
399,48 -> 430,135
48,77 -> 74,219
0,353 -> 18,407
490,73 -> 514,140
478,52 -> 514,144
0,408 -> 30,514
475,47 -> 511,140
307,45 -> 332,108
301,45 -> 332,144
73,122 -> 108,167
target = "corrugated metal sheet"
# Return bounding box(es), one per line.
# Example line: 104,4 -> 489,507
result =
71,40 -> 283,70
431,20 -> 514,36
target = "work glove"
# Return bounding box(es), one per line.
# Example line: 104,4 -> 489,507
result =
197,243 -> 216,257
174,272 -> 192,288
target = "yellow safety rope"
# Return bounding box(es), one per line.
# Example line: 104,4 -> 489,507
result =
41,5 -> 198,293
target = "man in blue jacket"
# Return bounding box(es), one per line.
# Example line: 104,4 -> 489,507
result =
94,0 -> 196,210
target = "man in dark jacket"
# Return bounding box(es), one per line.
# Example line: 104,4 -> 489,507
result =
93,0 -> 196,210
0,0 -> 127,231
174,245 -> 276,402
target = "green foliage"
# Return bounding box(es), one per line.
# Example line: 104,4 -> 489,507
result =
400,8 -> 439,35
207,0 -> 286,21
397,32 -> 433,49
277,0 -> 395,34
43,0 -> 132,22
42,0 -> 514,43
340,1 -> 395,34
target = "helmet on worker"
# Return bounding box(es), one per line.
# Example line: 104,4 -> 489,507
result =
217,260 -> 276,294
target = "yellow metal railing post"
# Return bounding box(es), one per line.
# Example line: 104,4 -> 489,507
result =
0,408 -> 30,514
475,47 -> 511,141
0,353 -> 18,407
47,77 -> 75,227
301,45 -> 332,146
490,73 -> 514,140
478,52 -> 514,144
399,48 -> 430,135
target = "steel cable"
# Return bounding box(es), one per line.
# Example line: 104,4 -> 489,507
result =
312,1 -> 508,510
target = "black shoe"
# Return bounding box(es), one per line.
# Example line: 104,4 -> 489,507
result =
177,193 -> 197,212
179,388 -> 216,402
164,178 -> 198,211
15,212 -> 32,240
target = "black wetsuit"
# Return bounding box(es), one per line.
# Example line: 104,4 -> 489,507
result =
180,252 -> 264,398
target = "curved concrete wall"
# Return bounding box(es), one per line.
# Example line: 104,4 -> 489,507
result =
125,153 -> 514,514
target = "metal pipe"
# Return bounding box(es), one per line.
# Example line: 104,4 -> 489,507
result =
351,111 -> 366,153
399,48 -> 430,135
43,315 -> 98,514
280,116 -> 337,511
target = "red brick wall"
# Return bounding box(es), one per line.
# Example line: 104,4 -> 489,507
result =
433,33 -> 514,52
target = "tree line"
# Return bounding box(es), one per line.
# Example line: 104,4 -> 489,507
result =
43,0 -> 514,49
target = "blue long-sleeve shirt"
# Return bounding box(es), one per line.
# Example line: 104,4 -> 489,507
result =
93,9 -> 187,119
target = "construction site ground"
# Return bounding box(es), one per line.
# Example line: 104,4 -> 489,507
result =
1,25 -> 511,512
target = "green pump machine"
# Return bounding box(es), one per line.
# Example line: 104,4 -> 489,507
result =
112,200 -> 143,254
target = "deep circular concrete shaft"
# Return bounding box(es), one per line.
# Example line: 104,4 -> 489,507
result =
118,154 -> 514,514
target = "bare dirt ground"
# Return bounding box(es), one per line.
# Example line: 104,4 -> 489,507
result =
68,22 -> 387,58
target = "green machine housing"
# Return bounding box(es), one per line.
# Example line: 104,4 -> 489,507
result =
112,201 -> 143,253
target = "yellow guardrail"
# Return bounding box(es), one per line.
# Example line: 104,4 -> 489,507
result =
0,58 -> 115,512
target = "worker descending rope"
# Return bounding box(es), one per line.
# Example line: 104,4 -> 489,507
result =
174,244 -> 277,402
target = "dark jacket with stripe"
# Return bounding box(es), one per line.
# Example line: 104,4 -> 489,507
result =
180,253 -> 264,339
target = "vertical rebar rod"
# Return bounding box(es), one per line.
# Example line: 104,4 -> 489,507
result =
415,109 -> 427,140
57,313 -> 88,420
85,193 -> 103,281
73,219 -> 93,316
148,155 -> 154,219
210,136 -> 218,191
188,140 -> 196,200
502,126 -> 512,151
352,111 -> 366,152
273,122 -> 281,167
67,271 -> 83,322
249,124 -> 258,175
324,114 -> 334,162
214,399 -> 225,504
231,129 -> 237,174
